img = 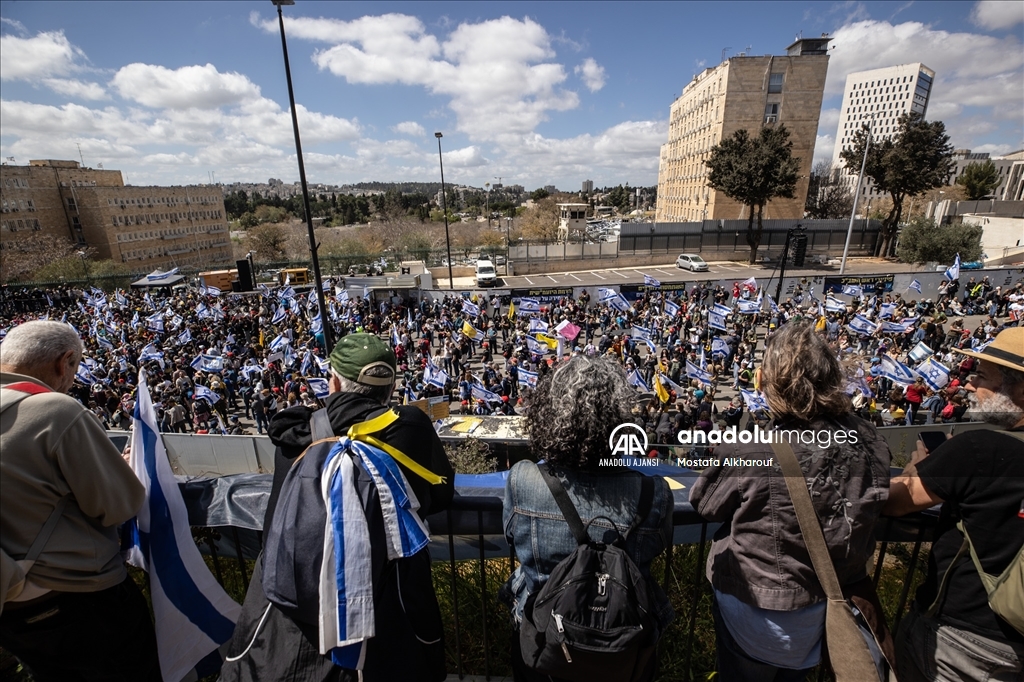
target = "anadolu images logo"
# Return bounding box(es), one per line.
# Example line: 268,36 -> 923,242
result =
609,423 -> 648,457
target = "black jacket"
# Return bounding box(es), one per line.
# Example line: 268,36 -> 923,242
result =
264,391 -> 455,534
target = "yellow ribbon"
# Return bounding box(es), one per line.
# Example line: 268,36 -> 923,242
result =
347,410 -> 447,485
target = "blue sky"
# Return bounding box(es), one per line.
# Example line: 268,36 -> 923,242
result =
1,1 -> 1021,191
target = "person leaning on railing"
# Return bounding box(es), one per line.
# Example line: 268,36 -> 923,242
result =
500,356 -> 675,682
689,321 -> 894,681
884,327 -> 1024,681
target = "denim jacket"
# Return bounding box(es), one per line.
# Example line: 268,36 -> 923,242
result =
689,414 -> 891,611
500,461 -> 675,630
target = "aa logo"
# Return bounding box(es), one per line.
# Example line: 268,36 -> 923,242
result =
609,423 -> 648,457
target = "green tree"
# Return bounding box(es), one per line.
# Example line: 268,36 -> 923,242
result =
955,160 -> 1001,200
246,223 -> 289,261
841,112 -> 954,257
896,216 -> 983,265
705,125 -> 800,263
805,161 -> 854,219
530,188 -> 550,201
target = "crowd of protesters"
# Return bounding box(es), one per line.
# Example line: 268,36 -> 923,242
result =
0,269 -> 1022,454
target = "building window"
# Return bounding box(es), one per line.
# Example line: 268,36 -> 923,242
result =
768,73 -> 784,93
67,197 -> 77,211
764,103 -> 780,122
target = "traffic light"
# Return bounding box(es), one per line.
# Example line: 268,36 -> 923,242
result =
792,233 -> 808,267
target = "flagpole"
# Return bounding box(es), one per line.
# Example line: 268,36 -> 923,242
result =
841,113 -> 874,275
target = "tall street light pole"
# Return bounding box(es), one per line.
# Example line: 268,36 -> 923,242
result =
435,132 -> 454,289
273,0 -> 332,352
840,114 -> 874,275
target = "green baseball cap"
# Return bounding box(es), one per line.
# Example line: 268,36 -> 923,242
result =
329,333 -> 396,386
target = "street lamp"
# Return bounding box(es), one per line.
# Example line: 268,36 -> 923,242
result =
840,114 -> 874,275
435,132 -> 454,289
272,0 -> 332,352
77,250 -> 89,282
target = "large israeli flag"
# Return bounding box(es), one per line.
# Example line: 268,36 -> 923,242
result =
685,360 -> 713,386
740,389 -> 770,412
126,375 -> 240,681
708,303 -> 730,331
848,314 -> 878,336
711,337 -> 731,358
626,369 -> 650,392
877,355 -> 918,386
916,357 -> 951,390
461,300 -> 480,317
664,299 -> 680,317
944,253 -> 960,282
308,377 -> 330,398
880,302 -> 897,319
424,360 -> 449,389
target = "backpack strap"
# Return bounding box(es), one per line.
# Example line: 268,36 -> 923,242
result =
625,475 -> 655,541
309,407 -> 334,441
538,463 -> 589,546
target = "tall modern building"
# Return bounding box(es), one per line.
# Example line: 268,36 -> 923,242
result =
831,63 -> 935,199
655,37 -> 831,223
581,179 -> 594,193
0,159 -> 232,273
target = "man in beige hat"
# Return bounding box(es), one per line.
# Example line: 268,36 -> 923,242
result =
886,327 -> 1024,680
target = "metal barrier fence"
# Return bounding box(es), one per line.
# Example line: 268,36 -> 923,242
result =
184,485 -> 936,681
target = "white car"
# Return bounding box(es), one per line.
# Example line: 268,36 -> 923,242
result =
476,259 -> 497,287
675,254 -> 709,272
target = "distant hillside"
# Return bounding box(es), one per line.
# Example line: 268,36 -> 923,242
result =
345,181 -> 444,194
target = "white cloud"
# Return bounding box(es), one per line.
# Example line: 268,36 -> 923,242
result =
111,63 -> 262,110
813,134 -> 836,166
443,145 -> 487,167
1,18 -> 27,34
0,30 -> 85,81
257,13 -> 580,142
818,108 -> 841,135
42,78 -> 107,100
972,142 -> 1015,157
574,58 -> 606,92
393,121 -> 426,137
970,1 -> 1024,30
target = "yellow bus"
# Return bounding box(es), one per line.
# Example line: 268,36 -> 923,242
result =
278,268 -> 310,286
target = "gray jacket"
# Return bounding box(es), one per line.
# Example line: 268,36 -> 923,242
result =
689,414 -> 890,610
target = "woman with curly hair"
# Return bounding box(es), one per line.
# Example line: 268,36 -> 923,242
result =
500,355 -> 675,682
690,321 -> 893,681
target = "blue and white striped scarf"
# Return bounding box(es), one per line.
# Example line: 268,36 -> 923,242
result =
318,437 -> 431,669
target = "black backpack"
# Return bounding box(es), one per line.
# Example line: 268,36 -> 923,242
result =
519,464 -> 660,682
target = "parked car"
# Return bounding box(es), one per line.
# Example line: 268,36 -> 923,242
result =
476,259 -> 497,287
494,255 -> 506,266
675,253 -> 709,272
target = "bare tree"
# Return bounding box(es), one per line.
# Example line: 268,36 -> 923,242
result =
0,234 -> 80,283
805,161 -> 854,219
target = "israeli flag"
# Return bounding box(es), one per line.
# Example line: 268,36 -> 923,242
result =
740,389 -> 770,412
115,290 -> 129,307
880,302 -> 897,319
632,325 -> 652,340
664,299 -> 680,317
269,334 -> 290,352
240,364 -> 263,380
825,296 -> 847,313
194,384 -> 221,404
879,320 -> 908,333
146,312 -> 165,334
301,351 -> 313,376
148,267 -> 179,280
125,375 -> 240,682
144,293 -> 156,310
203,284 -> 222,297
626,369 -> 650,392
848,314 -> 878,336
517,298 -> 541,314
279,286 -> 296,301
736,297 -> 760,315
424,361 -> 449,389
169,314 -> 184,330
524,335 -> 549,355
317,356 -> 332,374
76,362 -> 98,385
362,286 -> 372,300
336,289 -> 350,304
916,357 -> 951,390
709,303 -> 730,331
96,334 -> 114,351
877,355 -> 918,386
528,318 -> 549,334
643,274 -> 661,287
517,367 -> 539,388
658,372 -> 685,394
271,305 -> 287,325
908,341 -> 934,363
308,378 -> 330,399
766,295 -> 780,314
471,383 -> 502,404
908,279 -> 923,294
944,254 -> 960,282
841,284 -> 864,298
462,300 -> 480,317
138,345 -> 165,368
311,313 -> 323,335
178,328 -> 192,346
199,354 -> 224,373
685,360 -> 713,386
711,337 -> 730,358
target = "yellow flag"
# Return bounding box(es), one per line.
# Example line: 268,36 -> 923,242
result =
507,300 -> 515,320
462,320 -> 478,339
654,373 -> 669,403
535,332 -> 559,349
259,330 -> 264,347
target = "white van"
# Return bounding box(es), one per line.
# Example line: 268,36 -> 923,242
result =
475,259 -> 497,287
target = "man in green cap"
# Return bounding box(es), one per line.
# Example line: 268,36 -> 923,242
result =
222,333 -> 454,682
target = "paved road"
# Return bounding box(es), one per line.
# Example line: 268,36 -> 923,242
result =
440,257 -> 932,290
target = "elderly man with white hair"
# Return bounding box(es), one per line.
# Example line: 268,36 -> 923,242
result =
885,326 -> 1024,681
0,321 -> 159,682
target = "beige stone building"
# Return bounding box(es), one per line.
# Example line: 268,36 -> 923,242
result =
655,38 -> 830,223
0,159 -> 232,273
